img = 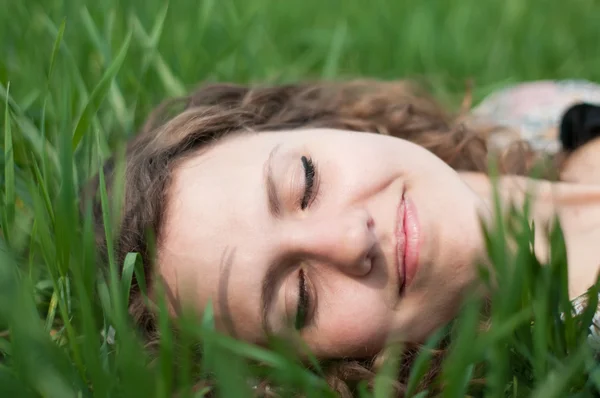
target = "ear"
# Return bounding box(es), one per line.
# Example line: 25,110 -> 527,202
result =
559,103 -> 600,151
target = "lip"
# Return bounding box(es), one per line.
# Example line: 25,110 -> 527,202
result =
395,191 -> 420,294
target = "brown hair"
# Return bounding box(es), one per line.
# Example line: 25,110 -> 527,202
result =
91,79 -> 558,397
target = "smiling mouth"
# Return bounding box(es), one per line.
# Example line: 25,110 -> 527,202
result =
395,190 -> 420,296
395,192 -> 407,295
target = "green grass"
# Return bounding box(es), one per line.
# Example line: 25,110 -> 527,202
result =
1,0 -> 600,396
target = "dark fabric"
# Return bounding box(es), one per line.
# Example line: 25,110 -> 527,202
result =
560,103 -> 600,151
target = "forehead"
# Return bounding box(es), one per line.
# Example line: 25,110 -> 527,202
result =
166,131 -> 283,239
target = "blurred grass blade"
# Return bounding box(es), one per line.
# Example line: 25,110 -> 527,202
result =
135,2 -> 169,78
97,155 -> 119,307
579,273 -> 600,342
0,365 -> 35,398
121,252 -> 143,306
322,21 -> 347,79
73,204 -> 110,396
194,386 -> 213,397
201,301 -> 216,378
411,391 -> 429,398
480,307 -> 532,347
3,82 -> 15,247
198,326 -> 331,393
18,91 -> 40,113
0,336 -> 11,356
80,7 -> 108,57
72,31 -> 132,150
131,11 -> 185,97
41,17 -> 65,184
41,14 -> 90,107
531,343 -> 589,398
146,2 -> 169,61
47,19 -> 65,81
44,289 -> 59,332
155,282 -> 174,398
0,82 -> 59,171
29,158 -> 55,223
96,130 -> 155,398
405,328 -> 447,397
441,297 -> 481,397
373,344 -> 402,398
81,6 -> 130,131
0,248 -> 85,397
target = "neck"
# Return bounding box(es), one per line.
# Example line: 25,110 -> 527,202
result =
460,172 -> 600,299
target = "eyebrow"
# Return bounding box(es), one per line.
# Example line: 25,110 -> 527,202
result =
261,143 -> 284,333
265,144 -> 283,219
261,259 -> 283,334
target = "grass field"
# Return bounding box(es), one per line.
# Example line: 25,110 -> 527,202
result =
2,0 -> 600,396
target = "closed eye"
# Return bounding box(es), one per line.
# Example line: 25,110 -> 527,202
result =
295,267 -> 309,330
300,156 -> 318,210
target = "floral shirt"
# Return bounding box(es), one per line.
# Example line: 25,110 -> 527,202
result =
472,80 -> 600,154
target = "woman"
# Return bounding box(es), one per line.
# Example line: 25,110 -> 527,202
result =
91,79 -> 600,395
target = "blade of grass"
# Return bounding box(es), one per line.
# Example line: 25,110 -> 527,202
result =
80,6 -> 130,132
41,14 -> 89,105
199,327 -> 331,394
0,248 -> 85,397
43,288 -> 59,332
532,270 -> 550,379
26,176 -> 57,282
47,19 -> 65,83
0,336 -> 11,356
480,307 -> 532,348
321,21 -> 348,79
29,157 -> 55,224
0,82 -> 60,173
578,274 -> 600,343
18,91 -> 40,113
121,252 -> 143,306
155,281 -> 174,398
41,11 -> 114,163
373,343 -> 403,398
3,82 -> 15,248
72,31 -> 132,150
194,386 -> 213,397
441,296 -> 481,397
40,18 -> 65,184
128,2 -> 170,120
72,203 -> 110,397
182,308 -> 252,398
131,11 -> 185,97
405,327 -> 447,397
549,218 -> 573,354
96,129 -> 155,398
530,342 -> 590,398
0,364 -> 35,398
200,300 -> 215,380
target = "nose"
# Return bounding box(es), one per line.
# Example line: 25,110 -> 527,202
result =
284,209 -> 376,276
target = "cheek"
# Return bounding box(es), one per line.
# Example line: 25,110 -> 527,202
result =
310,289 -> 392,358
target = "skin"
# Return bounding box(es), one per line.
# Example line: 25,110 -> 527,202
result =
158,128 -> 600,359
461,172 -> 600,298
562,137 -> 600,185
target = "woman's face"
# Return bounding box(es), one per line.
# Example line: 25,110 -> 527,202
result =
159,128 -> 488,358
